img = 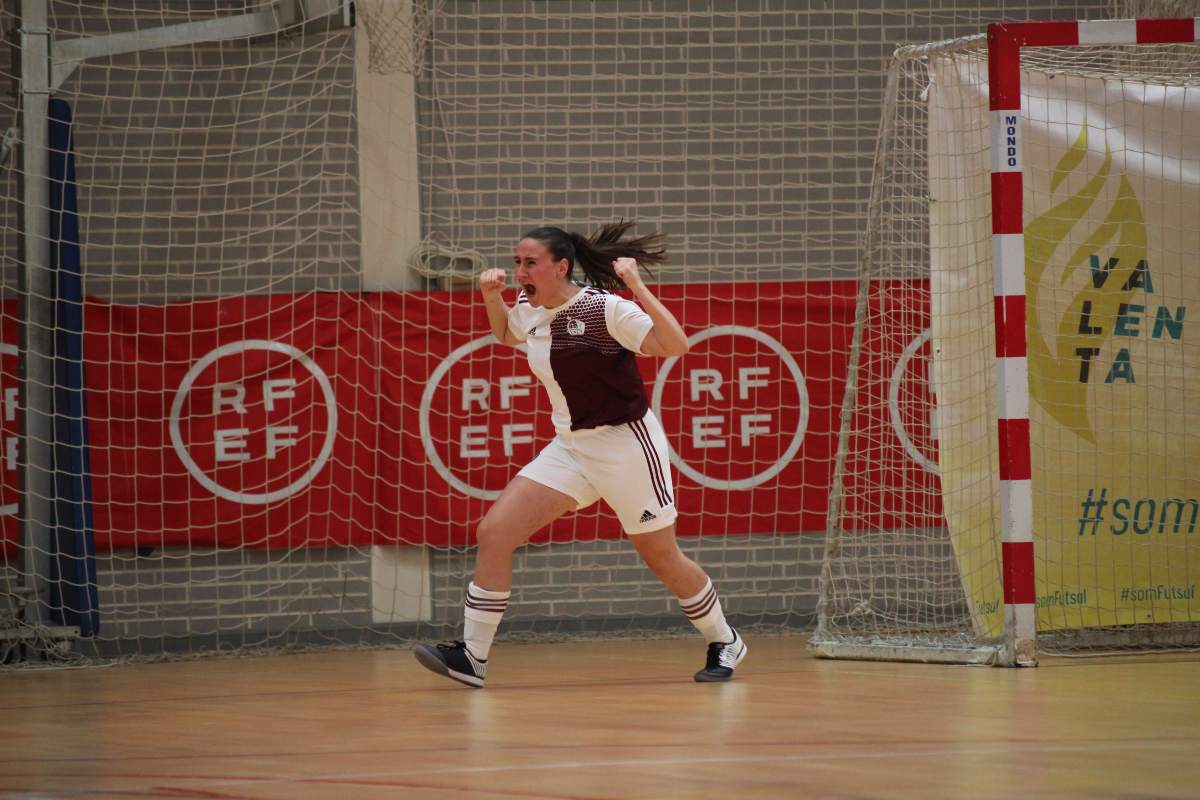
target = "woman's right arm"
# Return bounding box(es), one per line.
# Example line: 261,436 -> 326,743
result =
481,268 -> 521,346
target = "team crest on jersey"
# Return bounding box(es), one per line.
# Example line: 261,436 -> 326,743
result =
567,319 -> 586,336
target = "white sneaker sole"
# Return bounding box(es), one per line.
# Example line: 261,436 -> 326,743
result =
730,637 -> 748,668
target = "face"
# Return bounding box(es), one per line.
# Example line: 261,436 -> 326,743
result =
513,238 -> 569,306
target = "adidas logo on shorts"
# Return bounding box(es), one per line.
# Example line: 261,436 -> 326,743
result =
639,509 -> 657,523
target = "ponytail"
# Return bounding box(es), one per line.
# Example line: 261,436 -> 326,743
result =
522,220 -> 666,292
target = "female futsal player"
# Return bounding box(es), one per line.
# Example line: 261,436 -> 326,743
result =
414,221 -> 746,687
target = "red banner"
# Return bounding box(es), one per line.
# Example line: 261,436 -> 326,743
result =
0,282 -> 939,554
386,283 -> 860,545
86,293 -> 379,550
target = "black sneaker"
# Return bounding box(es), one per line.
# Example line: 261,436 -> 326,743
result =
413,641 -> 486,688
694,629 -> 748,682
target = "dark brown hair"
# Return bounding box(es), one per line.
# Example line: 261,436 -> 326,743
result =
522,219 -> 666,291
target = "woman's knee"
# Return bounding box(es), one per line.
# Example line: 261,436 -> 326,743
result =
632,529 -> 683,569
475,515 -> 506,554
476,507 -> 533,556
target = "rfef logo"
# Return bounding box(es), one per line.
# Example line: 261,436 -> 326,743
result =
169,340 -> 337,505
888,328 -> 939,474
652,325 -> 808,490
419,336 -> 550,501
0,343 -> 17,516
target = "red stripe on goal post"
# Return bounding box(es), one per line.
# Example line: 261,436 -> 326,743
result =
1136,18 -> 1197,44
1012,21 -> 1081,47
993,295 -> 1027,358
986,25 -> 1022,110
990,172 -> 1022,233
1002,541 -> 1036,604
997,418 -> 1032,481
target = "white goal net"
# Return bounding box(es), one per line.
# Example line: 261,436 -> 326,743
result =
4,1 -> 1184,669
814,24 -> 1200,663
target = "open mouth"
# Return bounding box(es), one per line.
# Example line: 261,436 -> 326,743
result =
523,283 -> 536,297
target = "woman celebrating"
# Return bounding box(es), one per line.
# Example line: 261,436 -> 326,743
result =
414,221 -> 746,687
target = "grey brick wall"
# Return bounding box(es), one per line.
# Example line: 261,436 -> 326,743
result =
0,1 -> 361,303
1,1 -> 1119,659
409,0 -> 1108,644
416,0 -> 1109,283
432,534 -> 823,637
93,547 -> 374,653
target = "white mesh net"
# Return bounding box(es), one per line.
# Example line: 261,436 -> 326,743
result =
2,0 -> 830,665
0,2 -> 375,663
355,0 -> 440,75
0,1 -> 1145,668
814,32 -> 1200,662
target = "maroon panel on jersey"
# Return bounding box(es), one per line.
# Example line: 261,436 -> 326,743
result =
548,290 -> 649,430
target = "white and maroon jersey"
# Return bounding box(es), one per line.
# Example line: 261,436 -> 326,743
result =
507,286 -> 654,434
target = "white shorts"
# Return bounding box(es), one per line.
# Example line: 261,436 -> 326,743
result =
518,410 -> 678,535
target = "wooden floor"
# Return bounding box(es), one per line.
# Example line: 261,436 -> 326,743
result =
2,635 -> 1198,799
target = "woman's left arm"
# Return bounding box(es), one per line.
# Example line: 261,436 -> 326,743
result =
613,257 -> 689,357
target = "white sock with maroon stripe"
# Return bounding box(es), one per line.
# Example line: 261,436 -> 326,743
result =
463,582 -> 510,661
678,578 -> 734,644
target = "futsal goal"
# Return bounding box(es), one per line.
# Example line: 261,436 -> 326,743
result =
812,18 -> 1200,665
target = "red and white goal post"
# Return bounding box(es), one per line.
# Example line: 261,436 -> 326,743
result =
813,18 -> 1200,666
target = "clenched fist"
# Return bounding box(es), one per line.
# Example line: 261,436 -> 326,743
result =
479,268 -> 507,299
612,257 -> 644,292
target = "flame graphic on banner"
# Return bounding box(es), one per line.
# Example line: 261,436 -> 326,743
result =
1025,123 -> 1147,443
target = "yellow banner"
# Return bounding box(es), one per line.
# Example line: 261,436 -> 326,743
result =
929,57 -> 1200,637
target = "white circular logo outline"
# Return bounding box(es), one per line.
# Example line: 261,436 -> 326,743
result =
0,343 -> 15,515
169,339 -> 338,505
651,325 -> 809,491
419,336 -> 529,501
888,328 -> 939,475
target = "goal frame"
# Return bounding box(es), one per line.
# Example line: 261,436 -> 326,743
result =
9,0 -> 302,652
989,17 -> 1199,666
813,16 -> 1200,668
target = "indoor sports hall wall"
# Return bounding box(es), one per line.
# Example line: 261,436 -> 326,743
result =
401,0 -> 1111,640
0,1 -> 1112,650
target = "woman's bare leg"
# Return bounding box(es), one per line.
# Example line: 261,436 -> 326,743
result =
627,523 -> 708,598
629,524 -> 738,655
473,475 -> 577,592
413,476 -> 578,686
